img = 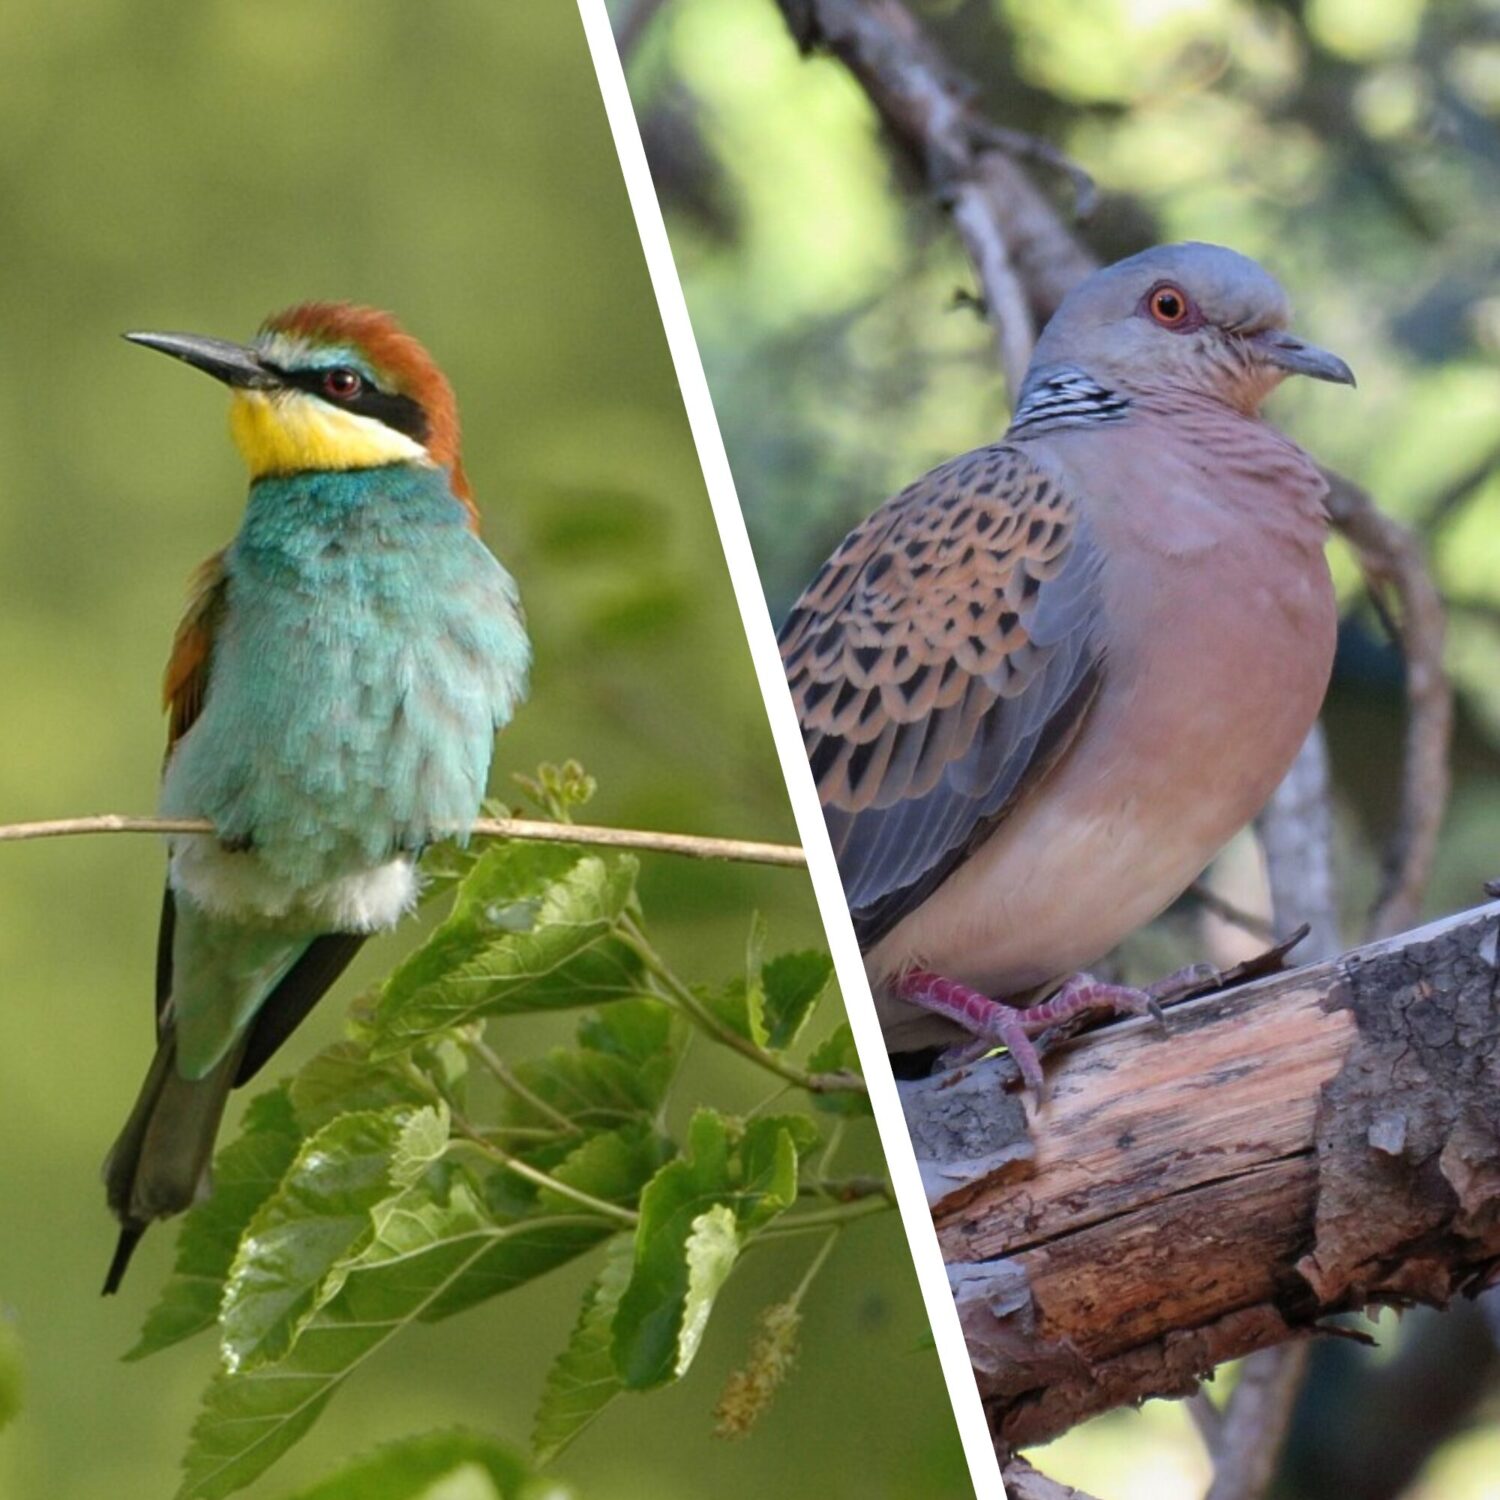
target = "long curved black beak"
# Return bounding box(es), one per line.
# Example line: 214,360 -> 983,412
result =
1250,330 -> 1356,388
123,331 -> 279,390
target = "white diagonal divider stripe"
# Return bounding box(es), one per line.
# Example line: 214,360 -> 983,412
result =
574,5 -> 1005,1495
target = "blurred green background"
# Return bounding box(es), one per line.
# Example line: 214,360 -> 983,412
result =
0,4 -> 966,1498
619,0 -> 1500,1496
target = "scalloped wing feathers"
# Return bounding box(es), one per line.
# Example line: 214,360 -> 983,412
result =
780,442 -> 1106,946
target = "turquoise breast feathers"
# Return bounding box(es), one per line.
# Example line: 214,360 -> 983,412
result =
161,463 -> 529,923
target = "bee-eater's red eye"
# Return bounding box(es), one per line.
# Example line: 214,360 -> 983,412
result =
322,368 -> 363,400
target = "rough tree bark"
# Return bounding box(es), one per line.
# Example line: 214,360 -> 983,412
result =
908,899 -> 1500,1445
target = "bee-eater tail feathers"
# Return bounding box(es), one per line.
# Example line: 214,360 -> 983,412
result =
100,1032 -> 245,1294
235,931 -> 367,1086
102,1224 -> 147,1296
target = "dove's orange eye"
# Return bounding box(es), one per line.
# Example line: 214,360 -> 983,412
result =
1149,285 -> 1189,326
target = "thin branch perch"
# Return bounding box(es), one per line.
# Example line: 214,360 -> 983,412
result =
0,813 -> 807,869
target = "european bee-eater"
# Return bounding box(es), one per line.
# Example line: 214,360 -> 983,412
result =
103,304 -> 529,1293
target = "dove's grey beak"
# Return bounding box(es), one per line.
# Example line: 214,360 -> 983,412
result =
1251,330 -> 1356,388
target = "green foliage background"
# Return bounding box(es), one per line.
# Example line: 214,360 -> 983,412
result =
0,5 -> 963,1498
622,0 -> 1500,1496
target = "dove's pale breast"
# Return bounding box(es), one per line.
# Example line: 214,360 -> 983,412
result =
868,402 -> 1336,1046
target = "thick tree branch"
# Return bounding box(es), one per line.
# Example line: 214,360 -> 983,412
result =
904,899 -> 1500,1446
0,813 -> 807,868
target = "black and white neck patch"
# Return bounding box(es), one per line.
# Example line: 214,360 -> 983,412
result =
1007,368 -> 1131,437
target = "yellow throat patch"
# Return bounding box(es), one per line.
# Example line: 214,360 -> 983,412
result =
228,389 -> 428,478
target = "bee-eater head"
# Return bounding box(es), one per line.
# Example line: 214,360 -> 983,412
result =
125,302 -> 475,522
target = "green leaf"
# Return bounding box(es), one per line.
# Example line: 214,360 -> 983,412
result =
130,1088 -> 305,1360
497,1048 -> 666,1135
611,1110 -> 733,1390
0,1315 -> 22,1431
288,1042 -> 435,1134
178,1173 -> 600,1500
220,1106 -> 447,1374
737,1117 -> 812,1229
702,978 -> 765,1050
536,1123 -> 667,1215
675,1205 -> 740,1378
369,845 -> 643,1055
497,997 -> 683,1140
425,1125 -> 663,1324
530,1238 -> 633,1465
699,926 -> 833,1057
392,1107 -> 452,1187
700,914 -> 768,1048
807,1024 -> 872,1117
576,996 -> 677,1068
280,1428 -> 548,1500
510,760 -> 597,822
760,951 -> 834,1051
611,1108 -> 812,1393
415,1215 -> 613,1328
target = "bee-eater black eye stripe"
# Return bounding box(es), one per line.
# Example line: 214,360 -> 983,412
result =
269,365 -> 431,446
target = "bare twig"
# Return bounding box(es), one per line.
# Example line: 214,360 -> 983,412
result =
1322,470 -> 1452,938
1204,1346 -> 1313,1500
1186,881 -> 1276,943
772,0 -> 1094,394
1002,1456 -> 1103,1500
1417,437 -> 1500,534
1256,727 -> 1342,961
0,812 -> 808,869
1205,727 -> 1344,1494
970,120 -> 1098,218
950,171 -> 1035,392
1187,1390 -> 1224,1449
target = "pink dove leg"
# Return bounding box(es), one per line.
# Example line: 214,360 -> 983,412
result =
895,968 -> 1178,1093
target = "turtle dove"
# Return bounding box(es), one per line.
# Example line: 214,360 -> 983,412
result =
780,243 -> 1354,1089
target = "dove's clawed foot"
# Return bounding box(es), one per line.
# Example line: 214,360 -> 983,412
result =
894,967 -> 1179,1097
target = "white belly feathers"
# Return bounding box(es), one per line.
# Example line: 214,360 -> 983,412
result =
169,837 -> 419,931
